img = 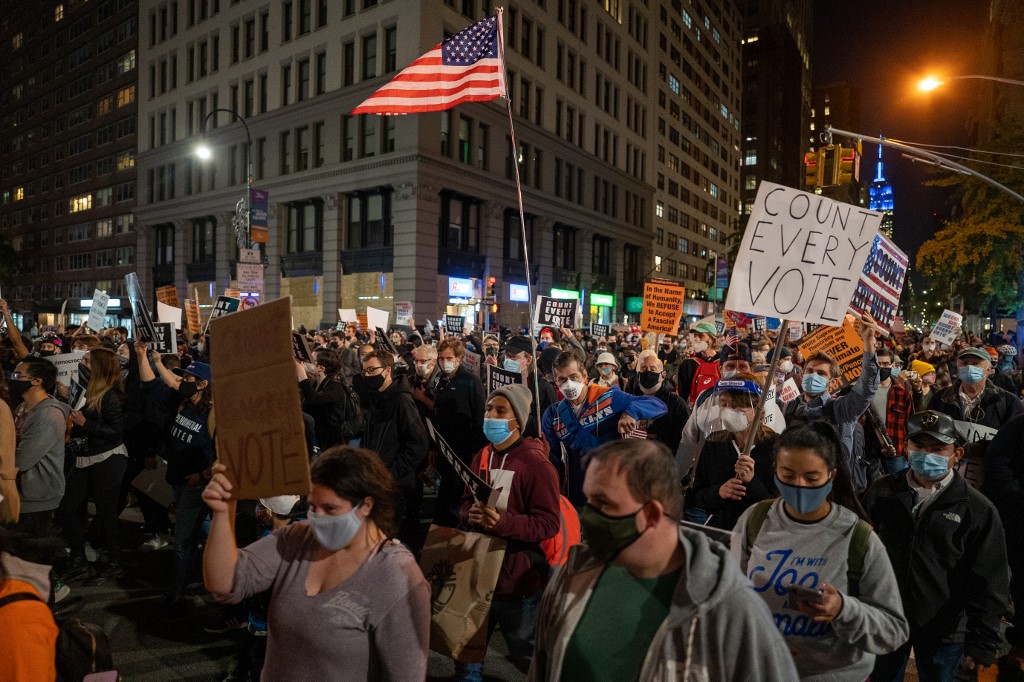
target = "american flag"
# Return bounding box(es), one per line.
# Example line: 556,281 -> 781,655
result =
725,326 -> 739,348
351,15 -> 506,115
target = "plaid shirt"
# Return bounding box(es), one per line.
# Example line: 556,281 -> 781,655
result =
885,381 -> 915,456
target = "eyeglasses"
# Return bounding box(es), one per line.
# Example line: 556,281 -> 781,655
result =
9,372 -> 34,381
361,365 -> 386,376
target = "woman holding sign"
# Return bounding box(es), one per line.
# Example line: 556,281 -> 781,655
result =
202,446 -> 431,682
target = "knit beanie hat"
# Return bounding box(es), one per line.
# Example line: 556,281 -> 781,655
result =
911,359 -> 936,376
489,384 -> 533,431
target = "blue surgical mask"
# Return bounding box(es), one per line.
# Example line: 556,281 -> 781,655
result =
907,449 -> 951,480
307,505 -> 363,551
802,373 -> 829,396
958,365 -> 986,385
482,417 -> 516,445
538,341 -> 550,350
774,474 -> 833,515
890,367 -> 902,378
503,357 -> 522,373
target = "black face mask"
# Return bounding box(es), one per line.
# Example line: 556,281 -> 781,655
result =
9,379 -> 31,405
879,368 -> 892,382
364,373 -> 386,392
638,371 -> 662,389
38,350 -> 56,358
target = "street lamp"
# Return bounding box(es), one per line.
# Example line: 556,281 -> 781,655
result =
194,108 -> 253,250
918,74 -> 1024,91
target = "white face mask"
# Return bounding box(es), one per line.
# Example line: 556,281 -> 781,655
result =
415,361 -> 434,377
441,360 -> 458,374
779,359 -> 794,373
721,370 -> 739,380
691,340 -> 708,353
721,408 -> 751,433
560,379 -> 585,401
307,505 -> 364,551
922,343 -> 936,352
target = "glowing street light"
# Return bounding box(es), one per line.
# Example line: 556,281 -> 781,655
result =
917,74 -> 1024,92
194,144 -> 213,160
918,77 -> 944,92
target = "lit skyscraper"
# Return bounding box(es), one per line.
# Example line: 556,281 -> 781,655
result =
868,141 -> 894,238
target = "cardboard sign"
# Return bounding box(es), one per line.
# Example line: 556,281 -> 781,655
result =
848,233 -> 908,335
156,301 -> 182,331
155,285 -> 180,308
338,308 -> 358,323
236,263 -> 265,293
486,365 -> 522,393
292,332 -> 314,362
778,377 -> 801,403
395,301 -> 413,326
444,315 -> 466,335
224,288 -> 241,300
798,318 -> 864,386
426,419 -> 493,503
726,181 -> 882,325
534,296 -> 578,329
640,280 -> 686,334
591,323 -> 610,338
931,309 -> 963,346
45,350 -> 85,389
205,296 -> 241,333
374,327 -> 399,356
150,322 -> 176,354
184,300 -> 202,335
367,306 -> 389,332
125,273 -> 157,342
211,297 -> 311,499
892,316 -> 905,333
461,349 -> 482,377
86,289 -> 110,333
130,458 -> 174,508
953,420 -> 996,490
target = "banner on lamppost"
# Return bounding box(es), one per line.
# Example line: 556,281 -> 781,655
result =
250,189 -> 269,244
716,255 -> 730,290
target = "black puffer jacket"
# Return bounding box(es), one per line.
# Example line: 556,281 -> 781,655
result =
361,375 -> 429,491
72,389 -> 128,458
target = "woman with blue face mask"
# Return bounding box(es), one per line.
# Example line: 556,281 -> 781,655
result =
202,447 -> 431,682
734,422 -> 909,680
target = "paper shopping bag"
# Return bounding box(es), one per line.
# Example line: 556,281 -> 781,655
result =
418,524 -> 507,663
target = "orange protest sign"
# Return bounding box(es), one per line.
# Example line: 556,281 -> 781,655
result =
184,300 -> 202,335
211,297 -> 311,499
640,279 -> 686,334
797,317 -> 864,386
155,285 -> 180,309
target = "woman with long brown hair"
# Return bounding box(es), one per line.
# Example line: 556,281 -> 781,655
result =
57,347 -> 128,585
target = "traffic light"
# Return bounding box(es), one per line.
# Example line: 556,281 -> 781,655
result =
838,143 -> 859,185
804,151 -> 823,189
486,276 -> 496,299
820,145 -> 839,187
490,303 -> 500,314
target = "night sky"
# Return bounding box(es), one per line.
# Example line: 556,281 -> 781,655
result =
813,0 -> 989,273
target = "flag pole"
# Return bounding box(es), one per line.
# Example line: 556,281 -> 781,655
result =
740,318 -> 790,460
497,8 -> 544,435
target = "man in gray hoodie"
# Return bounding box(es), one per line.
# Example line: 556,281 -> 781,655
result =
529,439 -> 796,682
11,358 -> 71,536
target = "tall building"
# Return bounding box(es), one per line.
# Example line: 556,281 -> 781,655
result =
651,0 -> 743,314
0,0 -> 139,330
738,0 -> 812,217
804,81 -> 867,208
868,143 -> 893,238
135,0 -> 695,331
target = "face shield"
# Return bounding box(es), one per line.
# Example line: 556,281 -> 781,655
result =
693,380 -> 762,437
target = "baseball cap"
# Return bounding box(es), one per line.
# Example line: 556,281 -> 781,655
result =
907,411 -> 966,445
596,352 -> 617,366
957,347 -> 991,363
174,361 -> 212,383
691,322 -> 717,335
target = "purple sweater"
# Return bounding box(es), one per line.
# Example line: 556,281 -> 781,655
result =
220,523 -> 430,682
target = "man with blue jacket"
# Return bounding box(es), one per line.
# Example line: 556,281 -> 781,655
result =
542,351 -> 667,506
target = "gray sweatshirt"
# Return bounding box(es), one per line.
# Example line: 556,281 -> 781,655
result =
15,398 -> 71,513
529,525 -> 799,682
219,523 -> 430,682
735,500 -> 909,681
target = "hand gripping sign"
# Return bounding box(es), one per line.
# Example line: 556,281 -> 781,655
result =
726,182 -> 882,326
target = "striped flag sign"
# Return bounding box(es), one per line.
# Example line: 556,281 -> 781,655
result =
725,326 -> 740,348
351,15 -> 506,115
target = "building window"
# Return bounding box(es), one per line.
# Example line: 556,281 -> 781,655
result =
552,223 -> 576,270
592,235 -> 612,276
439,191 -> 480,252
297,58 -> 310,101
347,188 -> 393,249
154,223 -> 175,266
362,33 -> 377,79
191,216 -> 216,263
384,26 -> 397,72
315,52 -> 326,95
503,208 -> 535,261
286,199 -> 324,253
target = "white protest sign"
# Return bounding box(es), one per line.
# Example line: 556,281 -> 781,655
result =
156,301 -> 182,331
778,377 -> 801,403
46,350 -> 85,389
338,308 -> 358,323
953,420 -> 997,490
762,386 -> 785,433
366,306 -> 389,331
86,289 -> 109,333
726,182 -> 882,325
930,309 -> 963,346
461,348 -> 481,376
395,301 -> 413,326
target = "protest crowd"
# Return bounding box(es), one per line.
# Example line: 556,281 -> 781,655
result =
0,280 -> 1023,682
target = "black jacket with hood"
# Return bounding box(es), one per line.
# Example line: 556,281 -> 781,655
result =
361,374 -> 429,491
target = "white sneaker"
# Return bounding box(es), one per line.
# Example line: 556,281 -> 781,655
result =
83,542 -> 99,563
53,582 -> 71,603
138,534 -> 170,552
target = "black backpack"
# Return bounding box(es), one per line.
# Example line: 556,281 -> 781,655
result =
0,591 -> 116,681
325,378 -> 364,445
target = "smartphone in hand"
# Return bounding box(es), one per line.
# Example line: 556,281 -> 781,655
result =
787,583 -> 825,604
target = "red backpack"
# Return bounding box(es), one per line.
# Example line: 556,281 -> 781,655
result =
688,357 -> 721,405
479,448 -> 581,566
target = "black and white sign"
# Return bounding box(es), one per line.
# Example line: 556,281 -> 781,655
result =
87,289 -> 110,333
444,315 -> 465,335
426,419 -> 493,503
375,327 -> 399,356
591,323 -> 610,338
486,365 -> 522,393
534,296 -> 578,328
292,332 -> 314,362
70,362 -> 90,410
205,296 -> 241,333
150,322 -> 176,354
124,273 -> 157,342
753,317 -> 767,332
